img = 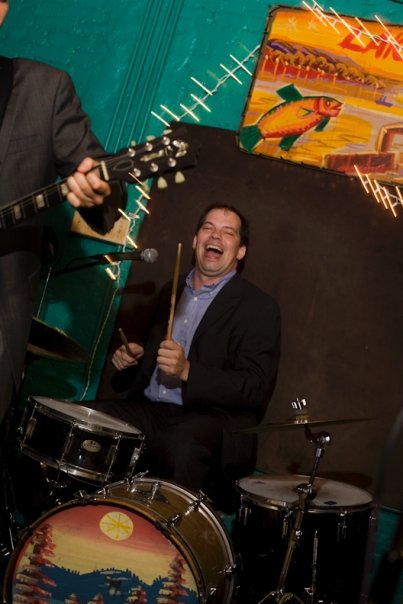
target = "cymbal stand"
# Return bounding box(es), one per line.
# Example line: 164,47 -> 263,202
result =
304,530 -> 319,604
258,428 -> 331,604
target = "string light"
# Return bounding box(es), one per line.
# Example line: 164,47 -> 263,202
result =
303,1 -> 403,54
355,165 -> 401,218
190,93 -> 211,112
151,47 -> 259,126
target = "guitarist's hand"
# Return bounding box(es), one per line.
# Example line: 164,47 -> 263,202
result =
66,157 -> 111,208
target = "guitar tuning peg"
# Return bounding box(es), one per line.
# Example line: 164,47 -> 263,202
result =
175,172 -> 185,184
157,177 -> 168,189
146,135 -> 156,141
130,140 -> 136,147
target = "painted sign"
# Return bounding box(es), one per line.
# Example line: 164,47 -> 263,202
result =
239,6 -> 403,186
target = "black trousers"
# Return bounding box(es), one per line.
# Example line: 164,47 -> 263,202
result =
86,398 -> 237,510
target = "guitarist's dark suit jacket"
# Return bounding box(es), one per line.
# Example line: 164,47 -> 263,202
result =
121,271 -> 281,483
0,58 -> 121,426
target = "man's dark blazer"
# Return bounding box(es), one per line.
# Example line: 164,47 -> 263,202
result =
0,58 -> 121,424
127,271 -> 281,479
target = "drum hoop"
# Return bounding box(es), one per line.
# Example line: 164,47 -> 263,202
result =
239,493 -> 372,514
17,448 -> 112,482
28,396 -> 142,438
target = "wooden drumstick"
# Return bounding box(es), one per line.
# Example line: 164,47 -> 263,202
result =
118,327 -> 132,356
166,242 -> 182,340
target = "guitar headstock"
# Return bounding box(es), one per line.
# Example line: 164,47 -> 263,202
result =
103,123 -> 198,185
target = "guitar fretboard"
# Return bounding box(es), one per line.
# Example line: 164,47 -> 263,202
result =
0,181 -> 70,230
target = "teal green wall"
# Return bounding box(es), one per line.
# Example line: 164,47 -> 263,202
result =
1,0 -> 401,401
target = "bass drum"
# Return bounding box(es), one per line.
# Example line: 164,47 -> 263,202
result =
234,474 -> 373,604
3,477 -> 236,604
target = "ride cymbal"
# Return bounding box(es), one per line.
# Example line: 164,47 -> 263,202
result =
242,414 -> 374,433
27,317 -> 89,363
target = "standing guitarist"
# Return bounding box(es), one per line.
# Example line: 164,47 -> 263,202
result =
0,0 -> 123,440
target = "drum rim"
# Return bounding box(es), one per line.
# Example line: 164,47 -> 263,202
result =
17,447 -> 115,482
28,395 -> 142,436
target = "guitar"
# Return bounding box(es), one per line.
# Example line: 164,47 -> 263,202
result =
0,124 -> 196,231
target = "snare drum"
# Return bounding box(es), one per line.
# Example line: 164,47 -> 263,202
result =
235,474 -> 373,604
3,477 -> 236,604
18,396 -> 144,483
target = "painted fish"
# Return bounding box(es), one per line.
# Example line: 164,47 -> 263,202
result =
239,83 -> 342,152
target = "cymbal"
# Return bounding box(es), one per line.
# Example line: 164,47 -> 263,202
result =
27,317 -> 89,363
242,414 -> 374,433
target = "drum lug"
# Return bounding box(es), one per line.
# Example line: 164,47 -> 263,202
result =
186,492 -> 210,514
128,445 -> 143,470
165,512 -> 182,528
74,489 -> 92,503
105,439 -> 120,477
205,585 -> 217,602
337,511 -> 348,541
238,497 -> 250,526
164,492 -> 211,528
24,416 -> 37,441
17,406 -> 29,442
223,562 -> 237,576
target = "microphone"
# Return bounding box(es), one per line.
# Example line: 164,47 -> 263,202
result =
104,248 -> 159,263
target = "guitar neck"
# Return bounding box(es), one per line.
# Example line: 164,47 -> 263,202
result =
0,125 -> 196,231
0,178 -> 72,231
0,160 -> 110,230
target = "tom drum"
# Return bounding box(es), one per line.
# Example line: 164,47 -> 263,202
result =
234,474 -> 373,604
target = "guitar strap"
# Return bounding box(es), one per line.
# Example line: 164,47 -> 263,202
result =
0,56 -> 13,129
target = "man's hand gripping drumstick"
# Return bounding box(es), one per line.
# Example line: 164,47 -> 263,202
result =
112,328 -> 144,371
158,243 -> 190,382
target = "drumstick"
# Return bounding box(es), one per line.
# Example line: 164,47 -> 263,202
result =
118,328 -> 133,356
166,242 -> 182,340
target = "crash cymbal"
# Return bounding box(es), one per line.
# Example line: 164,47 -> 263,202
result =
243,414 -> 374,433
27,317 -> 89,363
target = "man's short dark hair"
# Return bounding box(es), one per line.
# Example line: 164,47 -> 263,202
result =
195,203 -> 249,247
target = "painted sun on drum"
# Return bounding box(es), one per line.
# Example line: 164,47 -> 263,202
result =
99,511 -> 134,541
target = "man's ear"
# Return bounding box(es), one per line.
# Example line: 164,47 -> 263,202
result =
192,235 -> 197,250
237,245 -> 246,261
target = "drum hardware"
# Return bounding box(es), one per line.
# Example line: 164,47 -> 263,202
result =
237,396 -> 373,604
163,492 -> 212,529
259,426 -> 332,603
303,531 -> 320,604
120,478 -> 169,503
